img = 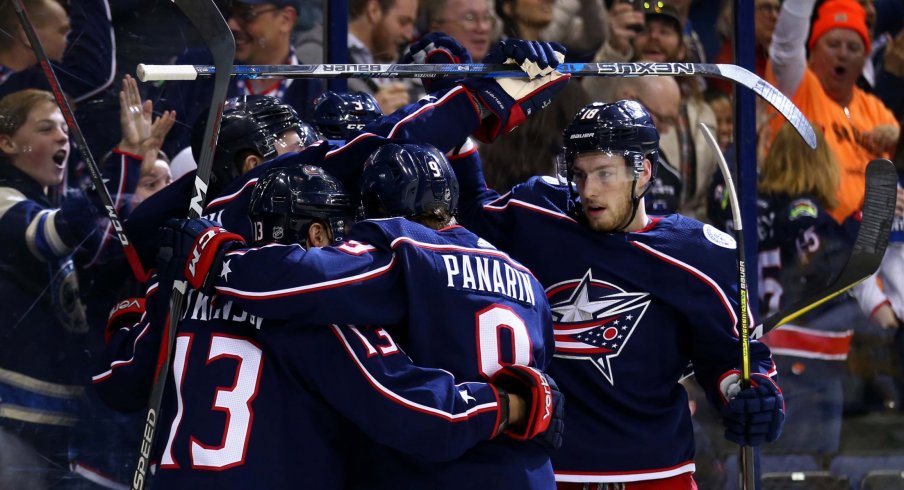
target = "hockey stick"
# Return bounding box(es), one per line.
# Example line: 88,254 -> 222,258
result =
755,159 -> 897,338
699,124 -> 755,490
137,61 -> 816,150
129,1 -> 234,489
11,0 -> 151,282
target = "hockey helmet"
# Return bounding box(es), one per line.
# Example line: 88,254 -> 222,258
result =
248,164 -> 355,247
360,143 -> 459,219
191,96 -> 281,195
560,100 -> 660,183
311,91 -> 382,141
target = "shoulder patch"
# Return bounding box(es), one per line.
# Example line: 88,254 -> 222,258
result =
541,175 -> 562,186
703,224 -> 737,249
476,237 -> 496,250
788,199 -> 818,221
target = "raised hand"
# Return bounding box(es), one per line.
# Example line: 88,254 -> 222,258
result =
462,40 -> 570,142
117,74 -> 176,170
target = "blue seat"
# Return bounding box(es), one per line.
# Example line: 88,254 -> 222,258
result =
723,453 -> 822,490
828,454 -> 904,490
859,470 -> 904,490
761,471 -> 848,490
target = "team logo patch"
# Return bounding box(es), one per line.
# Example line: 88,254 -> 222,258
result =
788,199 -> 818,221
548,270 -> 650,386
703,224 -> 736,249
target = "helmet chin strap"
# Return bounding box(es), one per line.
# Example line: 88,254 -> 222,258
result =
614,174 -> 656,232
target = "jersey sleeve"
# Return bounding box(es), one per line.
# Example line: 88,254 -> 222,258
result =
0,188 -> 74,263
362,85 -> 483,152
655,225 -> 778,406
91,279 -> 164,412
83,149 -> 145,269
213,241 -> 407,326
291,324 -> 502,462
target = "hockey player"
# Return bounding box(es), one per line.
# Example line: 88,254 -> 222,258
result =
95,164 -> 550,489
124,94 -> 314,272
447,98 -> 785,488
165,144 -> 563,489
311,90 -> 382,145
0,89 -> 102,487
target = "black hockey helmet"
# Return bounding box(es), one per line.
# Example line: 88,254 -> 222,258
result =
248,164 -> 355,247
191,96 -> 280,195
560,100 -> 660,182
311,91 -> 382,141
360,143 -> 459,220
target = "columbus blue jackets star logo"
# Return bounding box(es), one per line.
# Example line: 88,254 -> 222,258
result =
220,259 -> 232,281
548,270 -> 650,386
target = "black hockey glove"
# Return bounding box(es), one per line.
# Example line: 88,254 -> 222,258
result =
400,32 -> 472,93
491,365 -> 564,450
718,370 -> 785,446
158,218 -> 246,294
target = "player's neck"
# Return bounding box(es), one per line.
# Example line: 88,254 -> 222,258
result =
623,205 -> 650,232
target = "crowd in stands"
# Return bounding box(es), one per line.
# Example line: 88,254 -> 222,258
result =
0,0 -> 902,488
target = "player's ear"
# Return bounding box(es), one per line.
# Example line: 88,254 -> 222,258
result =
639,158 -> 653,186
307,221 -> 332,248
240,154 -> 263,175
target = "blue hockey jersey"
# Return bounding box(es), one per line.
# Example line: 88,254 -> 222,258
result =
93,274 -> 506,489
755,193 -> 859,364
209,218 -> 556,489
451,152 -> 777,483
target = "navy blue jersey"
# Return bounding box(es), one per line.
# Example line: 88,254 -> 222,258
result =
756,193 -> 860,363
210,218 -> 556,489
93,276 -> 504,489
451,152 -> 777,483
0,164 -> 90,467
756,193 -> 854,317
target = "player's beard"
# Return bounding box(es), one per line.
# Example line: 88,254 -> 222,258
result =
581,185 -> 636,233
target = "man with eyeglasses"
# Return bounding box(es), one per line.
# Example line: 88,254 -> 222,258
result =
347,0 -> 418,114
149,0 -> 325,163
424,0 -> 496,61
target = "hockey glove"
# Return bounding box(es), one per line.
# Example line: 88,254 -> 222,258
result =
462,40 -> 570,142
56,188 -> 101,252
490,365 -> 564,449
400,32 -> 472,93
718,370 -> 785,446
105,298 -> 145,344
158,218 -> 245,294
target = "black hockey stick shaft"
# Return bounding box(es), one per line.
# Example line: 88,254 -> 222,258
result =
137,61 -> 816,150
755,159 -> 897,338
130,1 -> 234,489
700,124 -> 755,490
12,0 -> 150,282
